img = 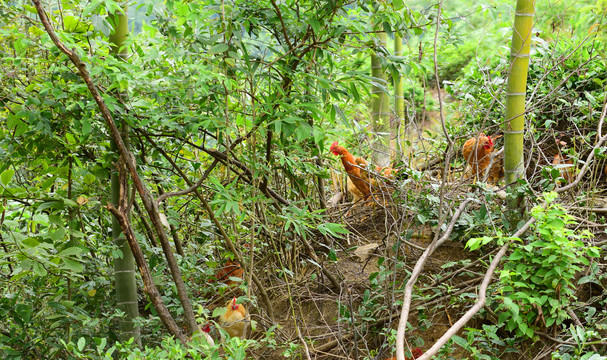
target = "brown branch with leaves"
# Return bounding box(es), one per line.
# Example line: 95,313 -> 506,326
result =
105,159 -> 187,343
31,0 -> 198,337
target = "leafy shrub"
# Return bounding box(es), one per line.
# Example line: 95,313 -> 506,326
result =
468,192 -> 600,338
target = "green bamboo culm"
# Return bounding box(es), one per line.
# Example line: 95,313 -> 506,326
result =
393,33 -> 404,159
504,0 -> 535,186
371,23 -> 391,167
109,5 -> 141,346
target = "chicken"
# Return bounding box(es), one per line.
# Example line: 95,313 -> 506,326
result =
347,159 -> 368,201
355,156 -> 372,188
462,133 -> 499,182
219,297 -> 248,339
213,259 -> 244,287
378,166 -> 399,179
553,140 -> 575,184
191,323 -> 215,346
487,153 -> 504,184
356,157 -> 399,196
384,347 -> 423,360
330,142 -> 370,201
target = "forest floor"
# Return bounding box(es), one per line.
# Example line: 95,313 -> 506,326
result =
249,204 -> 480,360
253,200 -> 603,360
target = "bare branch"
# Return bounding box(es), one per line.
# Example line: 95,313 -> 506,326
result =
413,217 -> 536,360
396,197 -> 474,360
555,101 -> 607,193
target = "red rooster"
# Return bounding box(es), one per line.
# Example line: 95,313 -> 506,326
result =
357,157 -> 399,197
213,260 -> 244,287
330,142 -> 370,201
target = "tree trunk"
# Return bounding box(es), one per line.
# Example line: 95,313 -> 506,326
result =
504,0 -> 535,186
371,28 -> 391,167
109,4 -> 140,346
393,33 -> 404,159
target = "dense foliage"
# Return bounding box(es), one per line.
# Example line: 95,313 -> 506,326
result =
1,0 -> 606,359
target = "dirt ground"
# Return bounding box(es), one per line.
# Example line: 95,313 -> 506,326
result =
243,203 -> 489,360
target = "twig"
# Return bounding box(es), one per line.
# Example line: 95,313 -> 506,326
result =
396,198 -> 474,360
295,324 -> 312,360
412,217 -> 536,360
348,288 -> 359,360
432,0 -> 451,148
567,309 -> 599,353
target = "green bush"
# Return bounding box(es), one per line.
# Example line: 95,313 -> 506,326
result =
468,192 -> 600,339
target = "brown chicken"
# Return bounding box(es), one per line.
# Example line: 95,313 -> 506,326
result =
553,140 -> 575,184
219,297 -> 248,339
487,152 -> 504,184
384,347 -> 423,360
213,260 -> 244,287
356,157 -> 399,196
462,133 -> 500,182
355,157 -> 372,187
331,142 -> 370,201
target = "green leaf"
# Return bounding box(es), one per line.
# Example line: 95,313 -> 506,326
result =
466,237 -> 481,250
22,237 -> 40,248
58,247 -> 82,257
49,229 -> 66,242
61,258 -> 84,273
15,304 -> 32,325
451,335 -> 468,349
213,307 -> 227,317
33,262 -> 48,277
78,337 -> 86,352
209,43 -> 229,55
328,248 -> 337,261
1,169 -> 15,186
309,19 -> 320,33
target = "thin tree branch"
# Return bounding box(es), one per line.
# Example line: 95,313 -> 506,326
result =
555,101 -> 607,193
412,217 -> 536,360
31,0 -> 198,335
396,198 -> 474,360
106,159 -> 186,343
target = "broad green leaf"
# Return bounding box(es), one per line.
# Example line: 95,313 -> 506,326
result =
33,262 -> 48,277
1,169 -> 15,186
58,247 -> 82,257
209,43 -> 229,54
22,237 -> 40,248
78,337 -> 86,352
309,19 -> 320,33
212,307 -> 227,317
61,258 -> 84,273
15,304 -> 32,325
49,229 -> 66,242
